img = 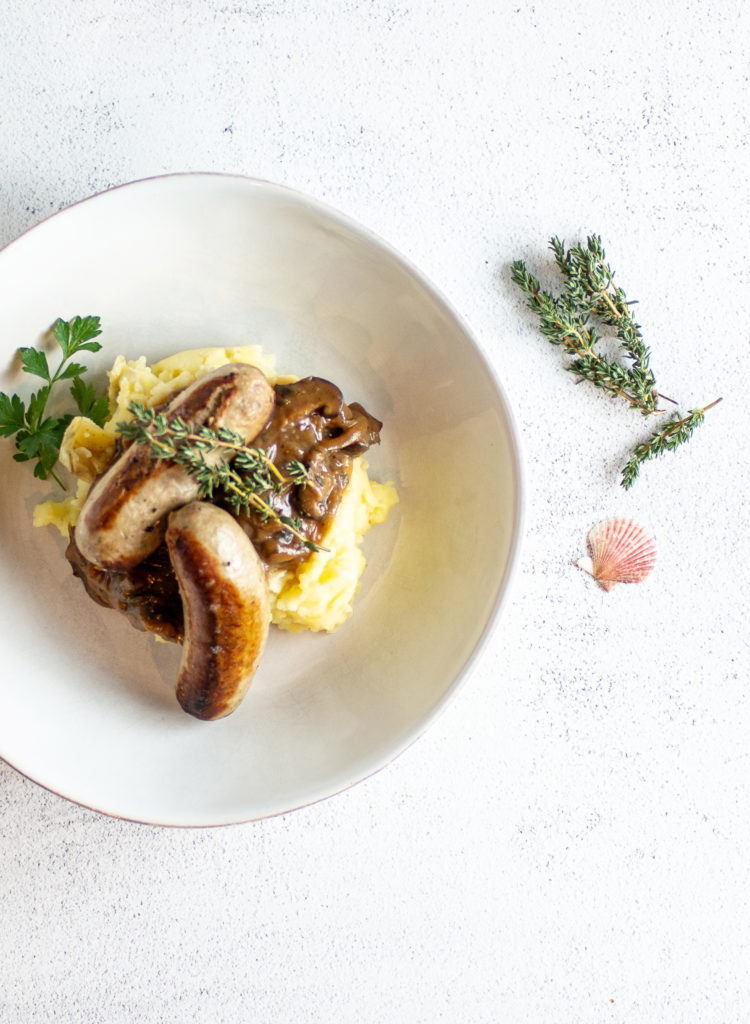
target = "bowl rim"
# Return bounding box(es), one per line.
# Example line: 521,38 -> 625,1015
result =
0,171 -> 526,827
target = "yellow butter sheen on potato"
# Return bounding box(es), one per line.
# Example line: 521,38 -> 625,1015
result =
106,345 -> 278,428
268,457 -> 397,633
33,478 -> 91,534
35,345 -> 398,633
58,417 -> 117,483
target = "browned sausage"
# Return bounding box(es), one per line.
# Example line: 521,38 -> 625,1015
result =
75,364 -> 275,571
165,501 -> 270,720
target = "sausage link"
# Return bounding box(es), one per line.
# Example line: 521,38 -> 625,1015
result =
166,501 -> 270,720
75,364 -> 275,571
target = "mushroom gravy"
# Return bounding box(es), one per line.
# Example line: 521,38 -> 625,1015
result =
235,377 -> 382,566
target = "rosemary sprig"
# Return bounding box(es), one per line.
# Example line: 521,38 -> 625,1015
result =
118,401 -> 319,551
512,236 -> 721,488
621,398 -> 723,490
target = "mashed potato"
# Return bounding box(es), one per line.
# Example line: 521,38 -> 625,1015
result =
34,346 -> 398,633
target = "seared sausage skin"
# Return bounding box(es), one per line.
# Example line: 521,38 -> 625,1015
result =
166,501 -> 270,720
75,364 -> 275,571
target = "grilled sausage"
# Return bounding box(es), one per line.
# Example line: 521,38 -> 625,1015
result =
75,364 -> 275,571
165,501 -> 270,720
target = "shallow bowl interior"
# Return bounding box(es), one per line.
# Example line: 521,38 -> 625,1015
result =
0,174 -> 522,825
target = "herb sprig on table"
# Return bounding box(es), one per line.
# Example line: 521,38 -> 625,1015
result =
511,236 -> 721,488
620,398 -> 723,489
118,401 -> 321,551
0,316 -> 109,487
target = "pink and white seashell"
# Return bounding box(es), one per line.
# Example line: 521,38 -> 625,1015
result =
577,517 -> 657,592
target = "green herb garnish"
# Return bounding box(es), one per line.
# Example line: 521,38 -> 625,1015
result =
511,236 -> 720,488
118,402 -> 321,551
0,316 -> 108,487
620,398 -> 723,490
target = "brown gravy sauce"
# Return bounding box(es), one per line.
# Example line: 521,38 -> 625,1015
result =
67,533 -> 184,642
66,376 -> 381,640
235,377 -> 381,565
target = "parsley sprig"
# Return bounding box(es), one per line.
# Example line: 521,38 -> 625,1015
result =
0,316 -> 109,487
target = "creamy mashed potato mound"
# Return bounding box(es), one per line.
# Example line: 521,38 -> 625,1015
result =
34,345 -> 398,633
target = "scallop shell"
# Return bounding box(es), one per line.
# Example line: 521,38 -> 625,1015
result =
577,517 -> 656,592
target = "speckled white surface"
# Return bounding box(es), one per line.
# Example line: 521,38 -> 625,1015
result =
1,1 -> 749,1021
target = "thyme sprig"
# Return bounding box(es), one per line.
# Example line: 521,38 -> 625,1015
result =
550,235 -> 661,412
621,398 -> 723,490
118,401 -> 320,551
511,237 -> 660,414
511,236 -> 721,488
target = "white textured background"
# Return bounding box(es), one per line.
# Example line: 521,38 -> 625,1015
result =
1,2 -> 749,1022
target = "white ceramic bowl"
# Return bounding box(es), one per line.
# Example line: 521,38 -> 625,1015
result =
0,174 -> 523,825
